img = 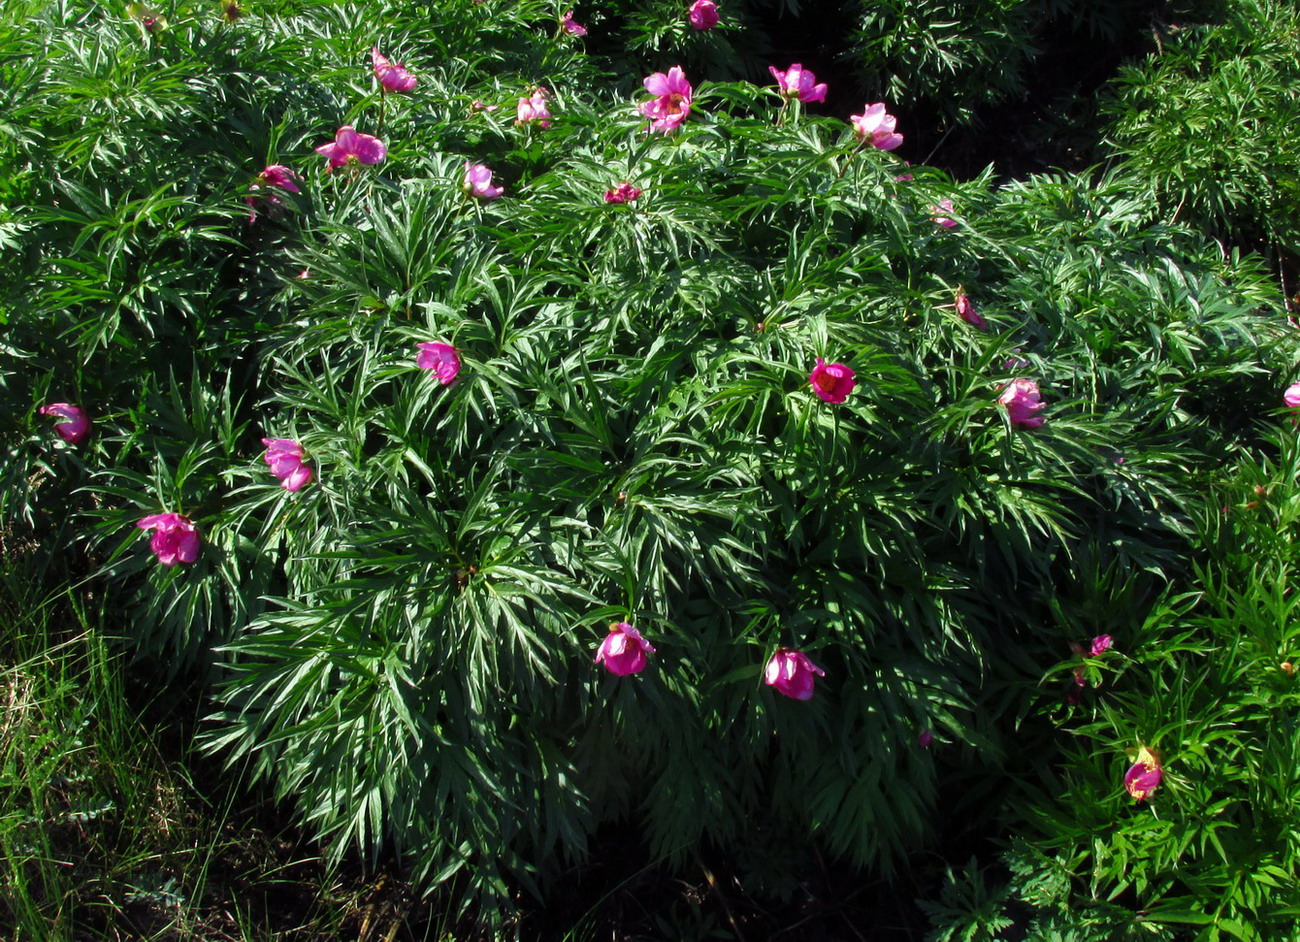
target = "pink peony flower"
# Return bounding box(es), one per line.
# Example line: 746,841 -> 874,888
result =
932,199 -> 958,228
1089,634 -> 1113,657
954,290 -> 985,329
561,10 -> 587,36
918,729 -> 934,748
38,403 -> 90,445
809,358 -> 856,404
463,161 -> 504,200
315,126 -> 386,172
136,512 -> 200,566
1124,746 -> 1162,801
417,342 -> 461,385
515,87 -> 552,128
764,648 -> 826,700
470,100 -> 500,113
998,378 -> 1045,429
850,102 -> 903,150
604,182 -> 642,204
894,161 -> 914,183
372,47 -> 417,93
640,66 -> 693,134
1285,381 -> 1300,409
769,64 -> 827,103
688,0 -> 719,30
262,438 -> 313,492
595,621 -> 655,675
245,164 -> 301,223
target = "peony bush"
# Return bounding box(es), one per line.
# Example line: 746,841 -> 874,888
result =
1,0 -> 1296,924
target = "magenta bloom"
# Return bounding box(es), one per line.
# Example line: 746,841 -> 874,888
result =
918,729 -> 934,748
136,513 -> 200,566
1285,382 -> 1300,409
955,290 -> 985,329
595,622 -> 655,675
315,126 -> 386,172
39,403 -> 90,445
850,102 -> 903,150
688,0 -> 719,30
1124,746 -> 1162,801
769,64 -> 827,103
932,199 -> 959,228
1089,634 -> 1113,657
640,66 -> 693,134
561,10 -> 586,36
515,88 -> 552,129
809,358 -> 856,404
604,182 -> 642,204
372,47 -> 417,93
245,164 -> 300,222
463,161 -> 504,200
262,438 -> 313,492
998,378 -> 1045,429
764,648 -> 825,700
417,342 -> 461,385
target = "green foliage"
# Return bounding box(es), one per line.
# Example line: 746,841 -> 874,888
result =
1,0 -> 1296,923
1103,0 -> 1300,247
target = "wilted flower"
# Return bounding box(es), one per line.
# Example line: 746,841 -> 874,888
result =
262,438 -> 313,492
850,102 -> 902,150
604,182 -> 642,204
417,342 -> 461,385
136,513 -> 200,566
463,161 -> 504,200
998,378 -> 1045,429
764,648 -> 825,700
39,403 -> 90,445
128,3 -> 166,32
932,199 -> 958,228
315,126 -> 386,172
641,66 -> 693,134
1285,381 -> 1300,409
769,64 -> 827,103
221,0 -> 241,21
688,0 -> 719,31
595,621 -> 655,675
954,290 -> 985,329
245,164 -> 301,223
1089,634 -> 1113,657
1124,745 -> 1162,801
561,10 -> 586,36
515,87 -> 551,128
809,358 -> 856,404
372,47 -> 417,93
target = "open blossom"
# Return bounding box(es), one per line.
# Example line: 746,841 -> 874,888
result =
463,161 -> 504,200
595,621 -> 656,675
245,164 -> 300,222
809,359 -> 856,404
932,199 -> 959,228
688,0 -> 719,30
515,87 -> 551,128
372,47 -> 416,93
39,403 -> 90,445
764,648 -> 825,700
262,438 -> 313,492
417,342 -> 461,385
954,290 -> 985,329
850,102 -> 903,150
769,64 -> 827,103
1089,634 -> 1113,657
315,126 -> 386,172
1124,746 -> 1162,801
640,66 -> 693,134
136,513 -> 200,566
561,10 -> 586,36
604,182 -> 641,204
998,378 -> 1045,429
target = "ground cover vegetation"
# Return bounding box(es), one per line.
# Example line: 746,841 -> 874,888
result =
2,0 -> 1298,937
